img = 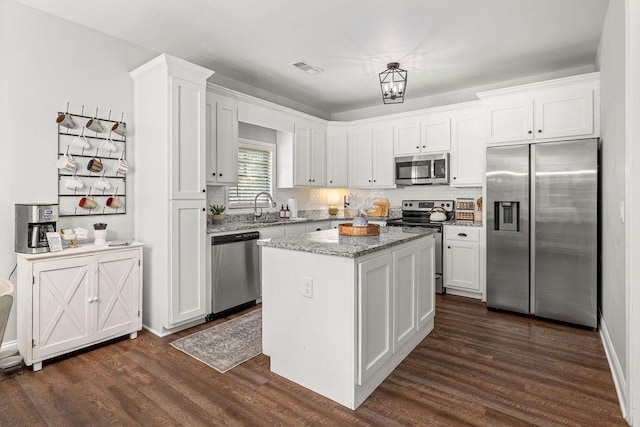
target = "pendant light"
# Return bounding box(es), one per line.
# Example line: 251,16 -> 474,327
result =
379,62 -> 407,104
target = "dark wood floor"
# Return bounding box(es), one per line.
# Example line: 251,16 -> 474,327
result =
0,295 -> 625,426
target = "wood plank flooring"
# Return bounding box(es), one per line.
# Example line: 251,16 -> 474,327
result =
0,295 -> 625,426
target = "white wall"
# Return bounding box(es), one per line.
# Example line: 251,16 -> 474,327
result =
0,0 -> 156,346
595,0 -> 628,411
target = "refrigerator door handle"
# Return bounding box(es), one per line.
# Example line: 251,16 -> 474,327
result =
530,144 -> 536,315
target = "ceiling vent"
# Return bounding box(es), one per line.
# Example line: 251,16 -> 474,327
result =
290,60 -> 324,75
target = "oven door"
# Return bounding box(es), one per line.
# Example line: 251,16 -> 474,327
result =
395,156 -> 432,185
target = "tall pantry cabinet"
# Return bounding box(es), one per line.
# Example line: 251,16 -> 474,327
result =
130,54 -> 214,336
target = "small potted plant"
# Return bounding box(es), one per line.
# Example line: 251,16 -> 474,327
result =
347,193 -> 375,227
209,204 -> 226,225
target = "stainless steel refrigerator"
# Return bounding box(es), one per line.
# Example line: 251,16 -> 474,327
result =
486,139 -> 598,328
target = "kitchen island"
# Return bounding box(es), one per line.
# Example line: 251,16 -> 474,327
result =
259,227 -> 436,409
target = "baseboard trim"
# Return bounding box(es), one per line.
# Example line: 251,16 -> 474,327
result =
599,313 -> 628,420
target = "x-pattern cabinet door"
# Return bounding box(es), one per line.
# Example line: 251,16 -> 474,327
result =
32,257 -> 92,360
94,251 -> 140,341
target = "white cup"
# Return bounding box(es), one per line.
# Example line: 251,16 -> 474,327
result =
100,138 -> 117,153
86,118 -> 104,133
94,175 -> 111,190
113,154 -> 129,174
93,229 -> 107,245
111,122 -> 127,137
71,135 -> 91,150
65,175 -> 84,190
56,113 -> 77,129
56,153 -> 76,171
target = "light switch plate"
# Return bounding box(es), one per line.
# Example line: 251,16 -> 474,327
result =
302,276 -> 313,299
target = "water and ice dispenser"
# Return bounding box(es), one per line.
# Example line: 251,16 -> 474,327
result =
494,201 -> 519,232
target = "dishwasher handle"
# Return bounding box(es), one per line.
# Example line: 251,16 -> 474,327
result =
211,231 -> 260,245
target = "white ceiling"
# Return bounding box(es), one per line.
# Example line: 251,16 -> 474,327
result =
18,0 -> 609,117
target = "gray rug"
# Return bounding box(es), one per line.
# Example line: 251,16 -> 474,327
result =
170,309 -> 262,373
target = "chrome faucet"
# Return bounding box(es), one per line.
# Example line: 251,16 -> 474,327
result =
254,192 -> 277,220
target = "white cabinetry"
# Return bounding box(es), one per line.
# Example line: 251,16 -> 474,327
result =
444,225 -> 481,297
478,73 -> 599,145
450,106 -> 483,186
326,127 -> 349,187
394,114 -> 451,156
206,93 -> 238,185
17,245 -> 143,371
294,123 -> 326,187
350,125 -> 395,188
131,54 -> 213,335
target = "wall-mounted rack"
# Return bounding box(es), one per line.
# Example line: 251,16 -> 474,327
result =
56,106 -> 129,217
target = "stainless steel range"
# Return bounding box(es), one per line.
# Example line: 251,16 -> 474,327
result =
386,200 -> 454,294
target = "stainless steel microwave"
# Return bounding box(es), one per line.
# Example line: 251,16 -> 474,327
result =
395,153 -> 450,185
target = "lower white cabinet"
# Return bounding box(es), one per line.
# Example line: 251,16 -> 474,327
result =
17,244 -> 143,371
444,226 -> 481,296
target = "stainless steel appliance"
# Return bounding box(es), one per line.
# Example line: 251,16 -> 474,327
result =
387,200 -> 454,294
15,204 -> 59,254
395,153 -> 449,185
208,231 -> 260,320
486,139 -> 598,328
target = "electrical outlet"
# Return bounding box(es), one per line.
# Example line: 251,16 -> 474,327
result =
302,277 -> 313,299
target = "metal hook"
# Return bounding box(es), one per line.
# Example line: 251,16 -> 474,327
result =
81,105 -> 85,116
66,102 -> 70,114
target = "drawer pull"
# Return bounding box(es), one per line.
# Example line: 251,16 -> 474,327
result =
458,233 -> 467,237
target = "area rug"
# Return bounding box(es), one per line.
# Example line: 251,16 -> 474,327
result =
170,309 -> 262,373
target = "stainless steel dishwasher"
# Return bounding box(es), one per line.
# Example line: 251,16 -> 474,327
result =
208,231 -> 260,319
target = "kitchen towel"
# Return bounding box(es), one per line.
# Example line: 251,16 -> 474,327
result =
287,197 -> 298,218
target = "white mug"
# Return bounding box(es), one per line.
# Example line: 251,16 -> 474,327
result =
56,153 -> 76,171
56,113 -> 77,129
113,154 -> 129,174
71,135 -> 91,150
111,122 -> 127,137
100,138 -> 117,152
94,175 -> 111,190
86,118 -> 104,133
65,175 -> 84,190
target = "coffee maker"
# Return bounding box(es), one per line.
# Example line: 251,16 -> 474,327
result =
15,204 -> 59,254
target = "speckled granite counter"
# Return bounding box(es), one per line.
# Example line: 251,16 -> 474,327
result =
207,216 -> 391,233
257,227 -> 434,258
444,220 -> 484,227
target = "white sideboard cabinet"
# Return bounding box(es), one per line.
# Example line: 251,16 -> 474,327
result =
17,244 -> 143,371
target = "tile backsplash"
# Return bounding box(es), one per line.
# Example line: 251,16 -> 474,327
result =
208,185 -> 482,214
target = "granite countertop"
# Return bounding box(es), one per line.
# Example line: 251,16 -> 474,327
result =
444,220 -> 484,227
207,216 -> 391,233
257,227 -> 435,258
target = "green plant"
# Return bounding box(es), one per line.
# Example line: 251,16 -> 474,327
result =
209,204 -> 226,215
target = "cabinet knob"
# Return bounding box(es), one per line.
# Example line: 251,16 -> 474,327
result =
422,145 -> 426,148
219,173 -> 222,177
416,146 -> 419,149
368,179 -> 371,182
373,180 -> 377,182
448,246 -> 451,249
458,233 -> 467,237
329,180 -> 333,183
308,179 -> 311,182
528,130 -> 533,134
453,177 -> 457,180
312,179 -> 315,182
212,172 -> 216,176
202,208 -> 205,212
538,129 -> 542,133
202,189 -> 206,192
87,298 -> 93,303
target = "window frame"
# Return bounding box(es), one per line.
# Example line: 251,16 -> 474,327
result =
227,138 -> 277,209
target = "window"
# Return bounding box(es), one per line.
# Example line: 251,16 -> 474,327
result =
228,140 -> 275,208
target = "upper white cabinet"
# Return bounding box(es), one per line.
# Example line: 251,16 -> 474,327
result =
326,127 -> 349,187
206,93 -> 238,185
450,106 -> 483,186
131,54 -> 213,335
350,125 -> 395,188
279,121 -> 326,188
394,114 -> 451,156
478,73 -> 599,145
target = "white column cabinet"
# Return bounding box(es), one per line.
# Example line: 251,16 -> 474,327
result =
169,200 -> 207,325
351,125 -> 394,188
206,94 -> 238,185
17,245 -> 143,370
170,77 -> 207,199
450,108 -> 483,186
326,128 -> 348,187
131,54 -> 213,335
478,73 -> 599,145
